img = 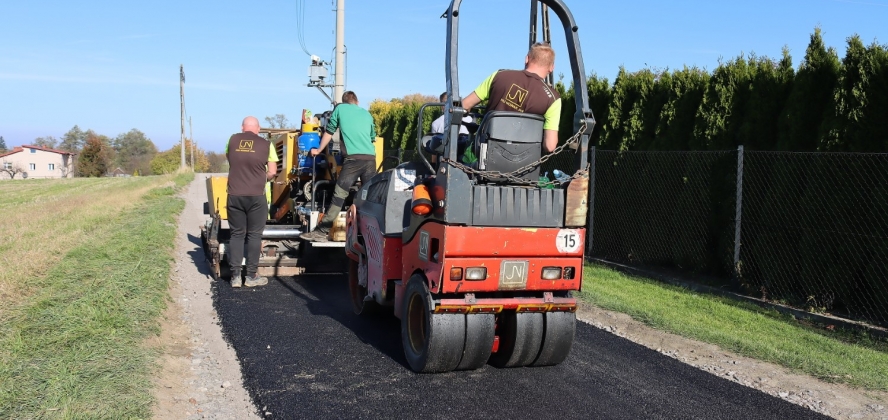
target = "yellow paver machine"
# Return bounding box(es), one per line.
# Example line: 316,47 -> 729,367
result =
200,110 -> 385,278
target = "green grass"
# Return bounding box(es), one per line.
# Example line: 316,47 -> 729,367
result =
0,173 -> 192,419
580,263 -> 888,390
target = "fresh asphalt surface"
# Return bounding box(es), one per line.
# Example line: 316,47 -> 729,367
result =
211,274 -> 826,420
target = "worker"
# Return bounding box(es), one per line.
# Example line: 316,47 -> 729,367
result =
225,116 -> 279,288
428,92 -> 474,161
431,92 -> 473,136
461,42 -> 561,153
301,91 -> 377,242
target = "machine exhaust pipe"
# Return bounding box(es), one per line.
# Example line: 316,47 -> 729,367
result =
262,226 -> 303,239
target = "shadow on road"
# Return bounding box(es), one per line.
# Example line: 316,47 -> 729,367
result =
185,233 -> 214,278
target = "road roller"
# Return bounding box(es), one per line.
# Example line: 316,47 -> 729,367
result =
344,0 -> 596,372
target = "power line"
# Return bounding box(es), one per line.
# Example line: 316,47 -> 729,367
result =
296,0 -> 312,56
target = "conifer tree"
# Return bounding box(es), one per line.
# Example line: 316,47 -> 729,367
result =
652,67 -> 708,150
77,133 -> 109,177
777,28 -> 840,151
737,50 -> 794,150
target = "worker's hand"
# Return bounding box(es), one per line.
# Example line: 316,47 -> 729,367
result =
309,148 -> 320,157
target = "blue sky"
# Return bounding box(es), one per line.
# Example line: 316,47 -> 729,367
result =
1,0 -> 886,153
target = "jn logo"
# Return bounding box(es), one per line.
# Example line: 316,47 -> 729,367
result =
237,140 -> 254,152
505,264 -> 524,281
501,84 -> 529,112
506,84 -> 528,104
500,260 -> 528,287
418,231 -> 430,261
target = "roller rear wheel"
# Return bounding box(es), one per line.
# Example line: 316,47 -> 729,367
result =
348,258 -> 379,316
456,313 -> 495,370
531,311 -> 576,366
489,311 -> 544,368
401,275 -> 465,373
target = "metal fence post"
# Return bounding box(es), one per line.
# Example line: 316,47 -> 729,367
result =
733,145 -> 744,284
586,146 -> 596,258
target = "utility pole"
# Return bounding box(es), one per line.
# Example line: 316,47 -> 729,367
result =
529,2 -> 553,86
333,0 -> 345,104
189,116 -> 194,169
541,4 -> 553,87
180,64 -> 186,169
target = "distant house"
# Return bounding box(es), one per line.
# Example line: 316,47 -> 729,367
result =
0,145 -> 76,180
109,167 -> 129,177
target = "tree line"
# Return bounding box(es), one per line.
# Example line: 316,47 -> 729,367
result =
366,29 -> 887,154
559,28 -> 887,153
0,127 -> 229,177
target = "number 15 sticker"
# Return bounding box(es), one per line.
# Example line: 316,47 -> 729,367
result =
556,229 -> 581,253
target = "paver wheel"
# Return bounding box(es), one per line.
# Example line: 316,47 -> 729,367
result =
401,274 -> 465,373
218,261 -> 230,281
210,254 -> 229,281
488,311 -> 544,368
210,254 -> 221,280
348,258 -> 379,316
531,311 -> 576,367
456,313 -> 495,370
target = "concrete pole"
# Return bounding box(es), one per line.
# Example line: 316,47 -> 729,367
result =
333,0 -> 345,104
189,116 -> 194,169
180,64 -> 186,169
528,0 -> 538,49
542,4 -> 553,86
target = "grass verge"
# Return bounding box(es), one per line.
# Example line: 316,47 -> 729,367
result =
0,176 -> 169,309
580,263 -> 888,391
0,173 -> 193,418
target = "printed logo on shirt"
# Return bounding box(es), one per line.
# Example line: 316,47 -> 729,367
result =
236,140 -> 254,152
502,83 -> 529,112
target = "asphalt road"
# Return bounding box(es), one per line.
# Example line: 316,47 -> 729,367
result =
212,274 -> 827,420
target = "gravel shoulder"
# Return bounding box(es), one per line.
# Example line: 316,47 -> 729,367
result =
151,175 -> 887,420
576,303 -> 888,419
151,175 -> 260,420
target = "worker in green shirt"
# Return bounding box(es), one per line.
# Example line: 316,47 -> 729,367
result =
301,91 -> 377,242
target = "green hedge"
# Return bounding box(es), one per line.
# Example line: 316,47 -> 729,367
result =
371,29 -> 886,154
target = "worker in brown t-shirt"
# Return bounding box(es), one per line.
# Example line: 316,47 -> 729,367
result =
461,42 -> 562,153
225,116 -> 279,287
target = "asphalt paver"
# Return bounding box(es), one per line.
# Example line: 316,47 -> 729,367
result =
212,274 -> 827,420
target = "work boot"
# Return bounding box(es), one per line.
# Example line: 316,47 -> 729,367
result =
231,269 -> 243,288
300,222 -> 332,242
244,274 -> 268,287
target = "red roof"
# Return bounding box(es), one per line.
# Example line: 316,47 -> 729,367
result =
0,145 -> 76,159
0,147 -> 23,159
21,145 -> 76,155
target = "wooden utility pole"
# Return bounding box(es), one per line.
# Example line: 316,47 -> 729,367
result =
180,65 -> 186,169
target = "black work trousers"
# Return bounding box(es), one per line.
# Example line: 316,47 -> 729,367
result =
227,195 -> 267,276
320,158 -> 377,226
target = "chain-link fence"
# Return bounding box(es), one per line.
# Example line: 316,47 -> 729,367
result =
739,152 -> 888,326
590,148 -> 888,327
380,145 -> 888,326
591,150 -> 737,278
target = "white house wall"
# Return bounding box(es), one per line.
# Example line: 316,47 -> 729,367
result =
0,148 -> 74,179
